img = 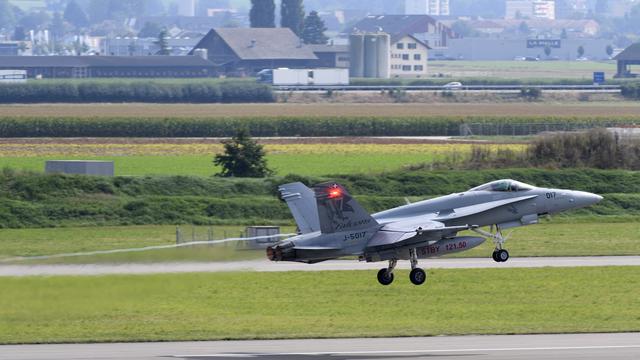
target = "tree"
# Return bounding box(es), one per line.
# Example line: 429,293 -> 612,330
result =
577,45 -> 585,58
595,0 -> 608,13
154,29 -> 171,55
606,44 -> 614,57
450,20 -> 476,37
281,0 -> 304,36
13,26 -> 26,41
560,28 -> 568,39
0,0 -> 16,29
49,12 -> 66,44
301,10 -> 327,44
64,0 -> 89,28
250,0 -> 275,28
214,129 -> 272,178
544,45 -> 551,57
518,21 -> 530,35
19,10 -> 51,30
138,21 -> 162,38
128,41 -> 138,56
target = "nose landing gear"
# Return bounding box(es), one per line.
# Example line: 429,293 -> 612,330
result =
473,225 -> 512,263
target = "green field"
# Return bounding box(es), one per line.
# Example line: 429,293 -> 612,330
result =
1,267 -> 638,344
0,221 -> 637,263
0,153 -> 446,177
428,60 -> 618,80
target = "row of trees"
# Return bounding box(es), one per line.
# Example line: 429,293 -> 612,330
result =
250,0 -> 328,44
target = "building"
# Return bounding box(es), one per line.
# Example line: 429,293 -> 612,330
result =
0,42 -> 20,56
506,0 -> 555,20
178,0 -> 196,17
350,15 -> 453,48
405,0 -> 450,16
440,19 -> 600,38
189,28 -> 318,75
0,55 -> 216,78
308,44 -> 349,68
614,43 -> 640,78
106,35 -> 202,56
390,34 -> 430,77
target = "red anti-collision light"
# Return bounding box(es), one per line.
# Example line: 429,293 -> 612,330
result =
328,187 -> 342,198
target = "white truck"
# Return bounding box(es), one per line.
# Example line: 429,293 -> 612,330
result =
0,70 -> 27,83
258,68 -> 349,86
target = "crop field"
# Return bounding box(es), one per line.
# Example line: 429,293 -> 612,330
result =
429,60 -> 617,79
1,221 -> 637,264
1,267 -> 639,344
3,102 -> 640,118
0,141 -> 525,176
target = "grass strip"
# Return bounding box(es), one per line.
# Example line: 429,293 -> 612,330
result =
0,267 -> 638,344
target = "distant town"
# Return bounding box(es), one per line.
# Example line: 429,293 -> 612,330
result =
0,0 -> 639,79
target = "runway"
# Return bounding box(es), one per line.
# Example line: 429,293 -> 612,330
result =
1,256 -> 639,276
1,333 -> 639,360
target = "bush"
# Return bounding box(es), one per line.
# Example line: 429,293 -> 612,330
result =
0,80 -> 273,104
621,82 -> 640,100
0,169 -> 636,228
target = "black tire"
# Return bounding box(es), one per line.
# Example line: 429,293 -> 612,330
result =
492,250 -> 500,262
377,268 -> 394,285
409,268 -> 427,285
497,249 -> 510,262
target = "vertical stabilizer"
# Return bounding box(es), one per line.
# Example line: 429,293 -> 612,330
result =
278,182 -> 320,234
313,182 -> 378,234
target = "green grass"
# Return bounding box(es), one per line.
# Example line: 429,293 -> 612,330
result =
0,221 -> 637,263
0,153 -> 444,177
429,60 -> 618,80
0,225 -> 295,263
0,267 -> 638,344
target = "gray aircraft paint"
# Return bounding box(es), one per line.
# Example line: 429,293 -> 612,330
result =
267,179 -> 602,269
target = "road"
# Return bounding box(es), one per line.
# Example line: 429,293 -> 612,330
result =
1,333 -> 639,360
1,256 -> 639,276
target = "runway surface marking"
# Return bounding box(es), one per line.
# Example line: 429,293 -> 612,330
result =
1,256 -> 639,276
175,344 -> 640,357
2,333 -> 639,360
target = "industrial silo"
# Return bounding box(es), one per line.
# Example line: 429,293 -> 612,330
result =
363,34 -> 379,78
349,34 -> 365,78
376,33 -> 391,79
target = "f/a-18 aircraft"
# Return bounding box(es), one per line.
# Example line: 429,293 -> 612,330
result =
267,179 -> 602,285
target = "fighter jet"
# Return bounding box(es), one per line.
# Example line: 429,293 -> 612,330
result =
267,179 -> 602,285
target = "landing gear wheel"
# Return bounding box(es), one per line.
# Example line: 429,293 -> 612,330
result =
409,268 -> 427,285
492,250 -> 500,262
377,268 -> 394,286
497,249 -> 510,262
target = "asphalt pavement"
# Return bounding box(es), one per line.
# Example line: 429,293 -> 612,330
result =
0,256 -> 639,276
1,333 -> 639,360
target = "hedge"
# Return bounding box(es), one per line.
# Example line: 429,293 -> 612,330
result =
0,81 -> 274,103
621,82 -> 640,100
0,116 -> 637,137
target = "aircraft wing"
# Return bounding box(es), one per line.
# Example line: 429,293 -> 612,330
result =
434,194 -> 538,221
366,218 -> 472,249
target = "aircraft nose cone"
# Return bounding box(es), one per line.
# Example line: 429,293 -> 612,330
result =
574,191 -> 603,207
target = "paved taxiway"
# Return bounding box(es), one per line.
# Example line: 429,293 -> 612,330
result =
0,256 -> 639,276
2,333 -> 639,360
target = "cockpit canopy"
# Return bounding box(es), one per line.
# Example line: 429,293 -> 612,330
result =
469,179 -> 535,192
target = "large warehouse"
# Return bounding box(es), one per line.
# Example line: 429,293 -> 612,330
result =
0,55 -> 216,78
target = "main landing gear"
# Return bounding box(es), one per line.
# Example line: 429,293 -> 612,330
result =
377,248 -> 427,286
473,225 -> 511,263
